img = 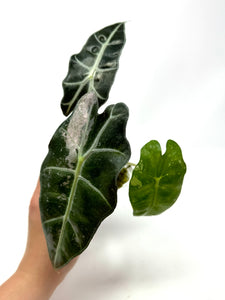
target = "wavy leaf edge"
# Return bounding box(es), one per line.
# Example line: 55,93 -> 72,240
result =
129,139 -> 186,216
40,92 -> 131,268
61,22 -> 126,116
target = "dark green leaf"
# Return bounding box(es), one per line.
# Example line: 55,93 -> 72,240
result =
61,22 -> 126,116
129,140 -> 186,216
40,92 -> 130,268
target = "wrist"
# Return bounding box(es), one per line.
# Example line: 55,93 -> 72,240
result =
15,262 -> 63,299
0,269 -> 55,300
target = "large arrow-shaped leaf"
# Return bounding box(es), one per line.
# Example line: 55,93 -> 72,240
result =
129,140 -> 186,216
61,22 -> 126,116
40,92 -> 130,268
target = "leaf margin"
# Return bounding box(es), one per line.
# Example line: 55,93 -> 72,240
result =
129,139 -> 186,216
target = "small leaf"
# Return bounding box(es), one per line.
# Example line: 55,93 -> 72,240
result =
129,140 -> 186,216
40,92 -> 131,268
61,22 -> 126,116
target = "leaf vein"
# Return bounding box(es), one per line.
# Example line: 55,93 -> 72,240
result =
79,176 -> 111,208
44,166 -> 74,174
68,218 -> 82,248
43,216 -> 64,225
83,107 -> 120,158
74,56 -> 90,70
90,148 -> 127,157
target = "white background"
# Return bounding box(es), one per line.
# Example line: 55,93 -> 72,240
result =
0,0 -> 225,299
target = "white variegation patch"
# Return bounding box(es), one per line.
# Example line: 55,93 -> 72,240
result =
65,92 -> 97,167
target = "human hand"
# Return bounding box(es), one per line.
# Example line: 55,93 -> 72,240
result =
0,180 -> 78,300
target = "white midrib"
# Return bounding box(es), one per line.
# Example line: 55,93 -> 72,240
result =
88,23 -> 123,81
53,154 -> 84,267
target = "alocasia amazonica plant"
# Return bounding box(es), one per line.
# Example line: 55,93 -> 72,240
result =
39,22 -> 186,268
40,92 -> 130,268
